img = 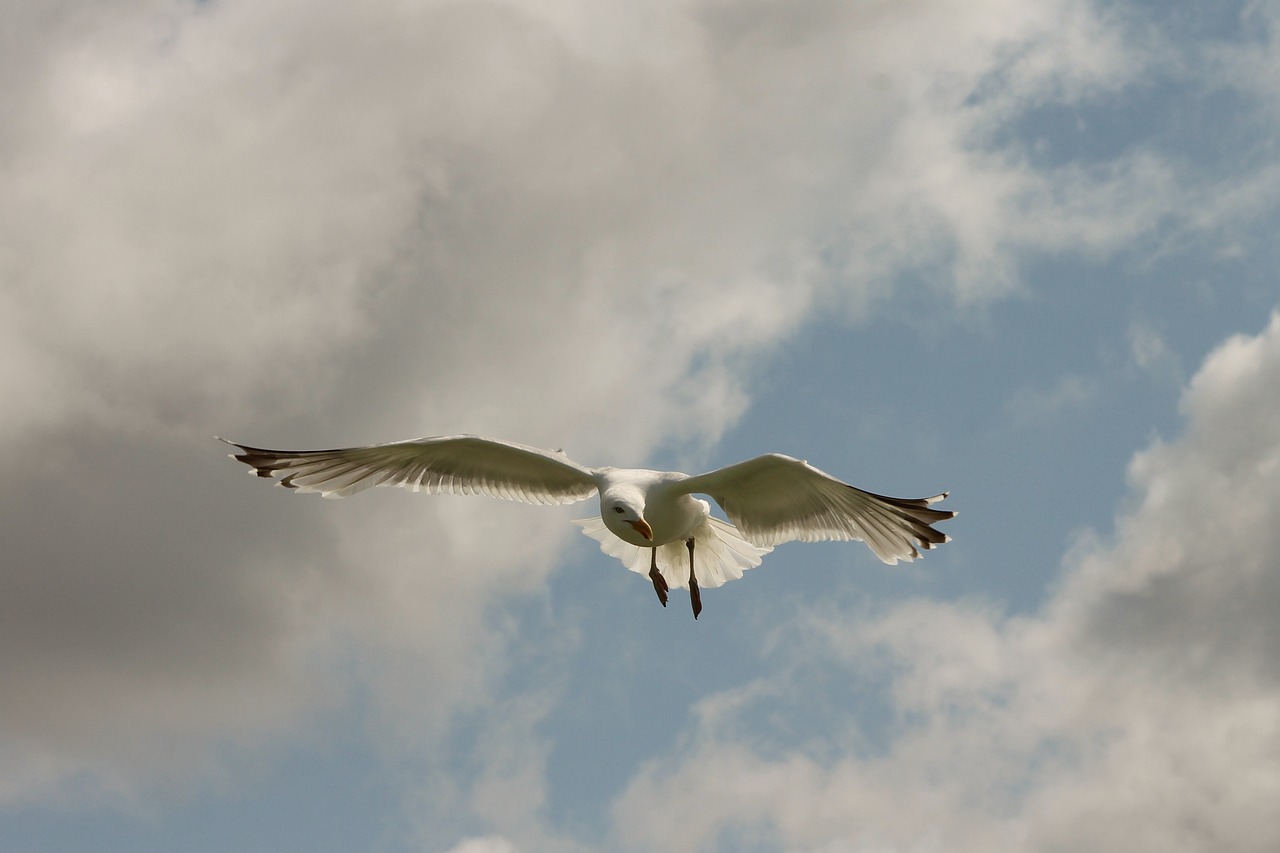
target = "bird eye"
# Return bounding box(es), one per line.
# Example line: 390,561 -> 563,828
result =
613,506 -> 625,514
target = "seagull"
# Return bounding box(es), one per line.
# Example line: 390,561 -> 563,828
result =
220,435 -> 954,619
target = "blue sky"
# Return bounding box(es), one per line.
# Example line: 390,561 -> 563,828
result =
3,1 -> 1280,851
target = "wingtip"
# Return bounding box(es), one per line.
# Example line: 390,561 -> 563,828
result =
926,492 -> 956,520
918,533 -> 953,551
217,436 -> 248,461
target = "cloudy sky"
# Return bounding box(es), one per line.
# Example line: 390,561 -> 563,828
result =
4,1 -> 1280,851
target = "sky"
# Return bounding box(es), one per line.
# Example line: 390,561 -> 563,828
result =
3,0 -> 1280,851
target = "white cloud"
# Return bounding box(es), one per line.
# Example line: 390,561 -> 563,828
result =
1127,320 -> 1181,381
3,0 -> 1278,825
610,312 -> 1280,851
1005,373 -> 1097,424
442,836 -> 520,853
0,0 -> 827,802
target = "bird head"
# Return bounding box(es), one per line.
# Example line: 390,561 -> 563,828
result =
604,497 -> 652,542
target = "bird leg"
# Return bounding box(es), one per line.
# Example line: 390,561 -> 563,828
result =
648,546 -> 668,608
687,537 -> 701,620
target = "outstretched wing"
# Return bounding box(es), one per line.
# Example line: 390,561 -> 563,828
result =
220,434 -> 598,504
677,454 -> 954,564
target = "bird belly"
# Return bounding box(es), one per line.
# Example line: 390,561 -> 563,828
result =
643,495 -> 707,545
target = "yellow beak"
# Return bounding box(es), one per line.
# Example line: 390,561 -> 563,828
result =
629,519 -> 654,541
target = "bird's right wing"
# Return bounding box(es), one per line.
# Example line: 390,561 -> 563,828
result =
220,434 -> 598,504
677,454 -> 954,564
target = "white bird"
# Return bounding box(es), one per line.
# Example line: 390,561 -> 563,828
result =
220,435 -> 954,618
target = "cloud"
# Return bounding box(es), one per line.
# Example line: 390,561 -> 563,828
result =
1127,320 -> 1182,381
1005,373 -> 1097,424
442,837 -> 520,853
0,0 -> 1196,443
3,0 -> 1277,822
0,0 -> 824,802
610,312 -> 1280,851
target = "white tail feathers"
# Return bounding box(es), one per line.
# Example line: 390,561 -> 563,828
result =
571,515 -> 772,590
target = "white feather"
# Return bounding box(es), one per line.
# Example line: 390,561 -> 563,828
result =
571,515 -> 771,590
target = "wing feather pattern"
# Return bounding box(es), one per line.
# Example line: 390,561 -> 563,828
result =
219,435 -> 598,505
678,454 -> 954,564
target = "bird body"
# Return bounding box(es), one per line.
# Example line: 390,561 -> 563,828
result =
221,434 -> 954,617
596,467 -> 703,547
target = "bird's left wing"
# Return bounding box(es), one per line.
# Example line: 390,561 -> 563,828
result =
220,434 -> 598,504
677,454 -> 954,564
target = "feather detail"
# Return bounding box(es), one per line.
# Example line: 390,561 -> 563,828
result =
572,515 -> 771,590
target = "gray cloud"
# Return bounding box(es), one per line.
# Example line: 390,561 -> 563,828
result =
2,0 -> 1274,820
